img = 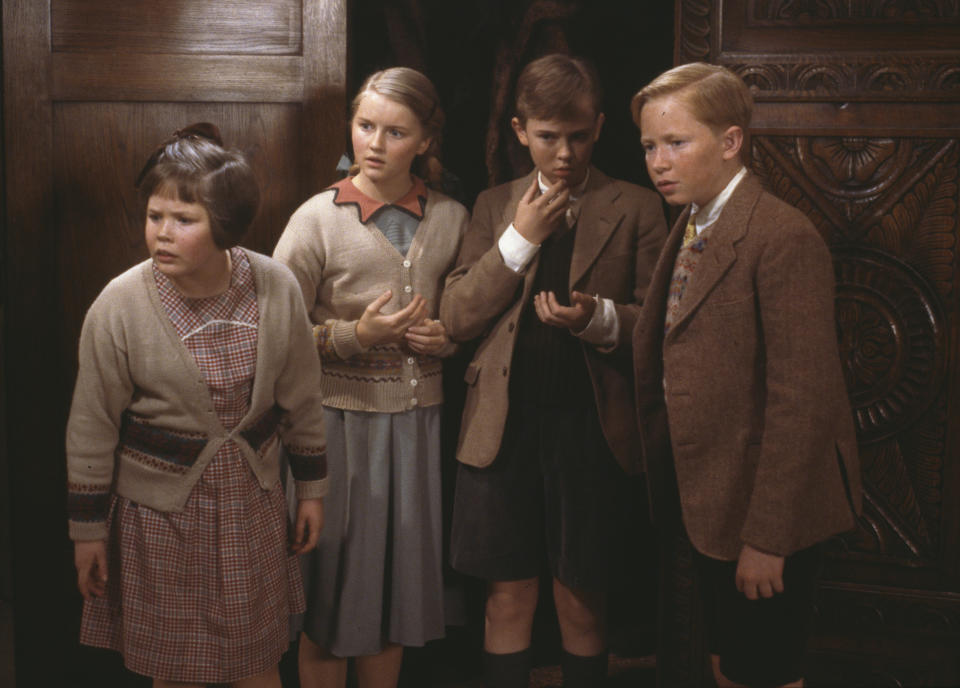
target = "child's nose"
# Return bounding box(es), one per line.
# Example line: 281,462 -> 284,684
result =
157,218 -> 173,239
651,148 -> 669,170
371,129 -> 386,149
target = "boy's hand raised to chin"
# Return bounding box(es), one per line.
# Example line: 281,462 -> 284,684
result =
514,177 -> 570,245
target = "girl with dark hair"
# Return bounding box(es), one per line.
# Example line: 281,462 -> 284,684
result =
67,123 -> 328,688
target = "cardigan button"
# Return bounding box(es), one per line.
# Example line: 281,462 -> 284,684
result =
410,378 -> 419,387
403,259 -> 411,268
407,357 -> 415,365
403,285 -> 412,293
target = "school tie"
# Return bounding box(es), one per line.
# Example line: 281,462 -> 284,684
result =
682,212 -> 698,248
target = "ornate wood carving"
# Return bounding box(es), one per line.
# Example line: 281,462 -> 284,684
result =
727,58 -> 960,101
751,0 -> 960,22
751,136 -> 956,569
676,0 -> 714,63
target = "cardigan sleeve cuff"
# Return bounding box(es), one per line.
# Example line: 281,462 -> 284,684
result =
69,519 -> 108,542
295,477 -> 329,501
330,319 -> 367,360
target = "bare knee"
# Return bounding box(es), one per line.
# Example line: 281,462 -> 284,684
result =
553,578 -> 605,655
486,578 -> 539,628
484,578 -> 539,653
553,579 -> 604,633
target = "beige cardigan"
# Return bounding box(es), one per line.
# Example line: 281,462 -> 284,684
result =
273,180 -> 468,413
66,251 -> 327,541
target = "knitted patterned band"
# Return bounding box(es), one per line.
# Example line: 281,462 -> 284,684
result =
135,121 -> 224,188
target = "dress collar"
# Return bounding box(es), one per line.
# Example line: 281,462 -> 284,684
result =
328,176 -> 428,224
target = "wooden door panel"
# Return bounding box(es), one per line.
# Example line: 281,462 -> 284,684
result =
4,0 -> 345,683
52,0 -> 303,54
752,133 -> 958,580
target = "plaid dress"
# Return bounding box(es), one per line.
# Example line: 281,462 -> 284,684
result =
79,248 -> 305,683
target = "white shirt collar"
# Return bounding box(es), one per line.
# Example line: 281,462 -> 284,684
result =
690,166 -> 748,232
537,169 -> 590,202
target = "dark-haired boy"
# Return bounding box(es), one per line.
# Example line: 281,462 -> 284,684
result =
441,53 -> 667,687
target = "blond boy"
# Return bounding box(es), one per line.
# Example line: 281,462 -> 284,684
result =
631,62 -> 862,688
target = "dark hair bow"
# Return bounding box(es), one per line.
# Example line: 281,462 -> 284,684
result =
135,122 -> 224,187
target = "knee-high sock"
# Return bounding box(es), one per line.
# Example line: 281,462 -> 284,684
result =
561,648 -> 608,687
483,648 -> 532,688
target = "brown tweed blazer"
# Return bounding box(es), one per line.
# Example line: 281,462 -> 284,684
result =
440,168 -> 667,472
633,173 -> 862,560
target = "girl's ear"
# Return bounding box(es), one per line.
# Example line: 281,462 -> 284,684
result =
721,125 -> 744,161
511,117 -> 530,147
417,136 -> 432,156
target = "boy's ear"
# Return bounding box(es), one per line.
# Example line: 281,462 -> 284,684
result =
721,125 -> 744,161
592,112 -> 606,141
511,117 -> 530,147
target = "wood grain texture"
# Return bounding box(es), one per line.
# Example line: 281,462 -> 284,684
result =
750,102 -> 960,136
52,0 -> 302,55
301,0 -> 347,196
52,54 -> 304,102
53,102 -> 305,375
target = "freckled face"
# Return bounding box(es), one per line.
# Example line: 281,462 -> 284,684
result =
144,192 -> 226,293
640,92 -> 739,207
351,92 -> 431,188
512,97 -> 604,187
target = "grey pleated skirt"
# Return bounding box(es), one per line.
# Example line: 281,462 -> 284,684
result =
298,405 -> 446,656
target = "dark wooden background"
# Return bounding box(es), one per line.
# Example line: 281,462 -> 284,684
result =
3,1 -> 348,685
7,1 -> 958,687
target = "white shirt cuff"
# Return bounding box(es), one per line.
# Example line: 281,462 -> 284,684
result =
498,223 -> 539,273
574,296 -> 619,350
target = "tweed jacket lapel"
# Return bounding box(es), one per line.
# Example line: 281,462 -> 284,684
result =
649,207 -> 689,329
665,174 -> 762,341
570,167 -> 621,288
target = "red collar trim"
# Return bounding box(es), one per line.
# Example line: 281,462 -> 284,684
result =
327,176 -> 427,223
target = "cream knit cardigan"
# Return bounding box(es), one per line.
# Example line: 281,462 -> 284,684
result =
66,251 -> 327,541
273,185 -> 468,413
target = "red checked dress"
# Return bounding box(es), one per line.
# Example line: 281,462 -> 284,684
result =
79,248 -> 305,683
